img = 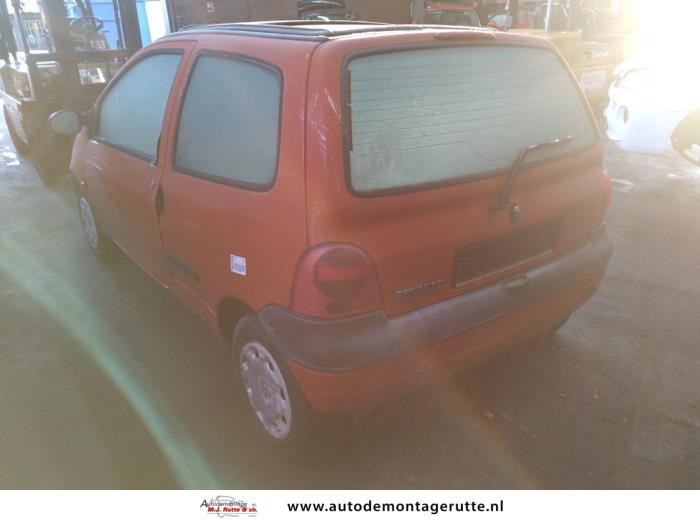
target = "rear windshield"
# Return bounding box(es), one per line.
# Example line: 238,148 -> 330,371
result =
347,46 -> 597,194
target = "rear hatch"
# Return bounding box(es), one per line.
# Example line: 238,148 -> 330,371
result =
305,34 -> 606,318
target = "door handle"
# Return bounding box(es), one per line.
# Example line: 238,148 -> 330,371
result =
155,185 -> 165,218
502,274 -> 529,291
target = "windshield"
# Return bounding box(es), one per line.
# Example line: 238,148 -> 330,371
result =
347,46 -> 597,194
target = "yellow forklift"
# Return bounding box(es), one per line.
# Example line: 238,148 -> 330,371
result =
506,0 -> 635,110
0,0 -> 142,181
529,29 -> 618,110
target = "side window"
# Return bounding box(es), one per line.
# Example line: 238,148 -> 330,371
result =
98,53 -> 182,160
174,54 -> 281,189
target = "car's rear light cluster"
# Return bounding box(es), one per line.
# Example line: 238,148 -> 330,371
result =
292,244 -> 383,319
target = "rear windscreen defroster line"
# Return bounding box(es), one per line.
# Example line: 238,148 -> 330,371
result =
347,46 -> 597,194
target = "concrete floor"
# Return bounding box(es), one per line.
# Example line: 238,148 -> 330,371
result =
1,109 -> 699,489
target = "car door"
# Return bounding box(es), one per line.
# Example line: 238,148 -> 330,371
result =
83,45 -> 193,285
156,43 -> 308,321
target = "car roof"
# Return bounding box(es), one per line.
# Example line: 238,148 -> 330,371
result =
171,20 -> 496,42
161,20 -> 554,51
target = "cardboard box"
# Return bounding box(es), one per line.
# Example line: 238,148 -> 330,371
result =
179,0 -> 297,26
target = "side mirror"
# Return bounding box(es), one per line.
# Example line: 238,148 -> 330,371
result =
671,109 -> 700,167
48,110 -> 81,135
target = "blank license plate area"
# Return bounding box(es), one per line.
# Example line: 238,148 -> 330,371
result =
453,219 -> 561,287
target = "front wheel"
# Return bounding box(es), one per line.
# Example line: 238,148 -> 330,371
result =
233,316 -> 318,450
78,194 -> 116,260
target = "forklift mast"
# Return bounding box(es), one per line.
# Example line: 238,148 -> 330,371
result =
42,0 -> 81,103
116,0 -> 143,51
0,0 -> 18,60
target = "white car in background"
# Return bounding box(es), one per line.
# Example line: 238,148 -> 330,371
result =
605,52 -> 700,155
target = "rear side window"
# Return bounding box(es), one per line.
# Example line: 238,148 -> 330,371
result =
174,54 -> 282,189
347,46 -> 597,194
99,53 -> 182,160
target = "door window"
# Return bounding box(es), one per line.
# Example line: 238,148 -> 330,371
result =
98,52 -> 182,160
174,54 -> 282,189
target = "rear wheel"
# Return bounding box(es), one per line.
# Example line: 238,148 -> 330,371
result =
3,105 -> 30,155
233,316 -> 319,451
240,341 -> 294,440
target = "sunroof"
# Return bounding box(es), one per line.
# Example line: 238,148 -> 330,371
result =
176,21 -> 432,41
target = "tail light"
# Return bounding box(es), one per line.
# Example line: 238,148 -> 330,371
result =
596,168 -> 613,230
292,244 -> 383,319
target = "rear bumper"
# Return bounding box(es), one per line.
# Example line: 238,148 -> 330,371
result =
259,229 -> 613,413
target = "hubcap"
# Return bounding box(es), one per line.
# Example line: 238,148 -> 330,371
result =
79,196 -> 98,250
239,341 -> 292,440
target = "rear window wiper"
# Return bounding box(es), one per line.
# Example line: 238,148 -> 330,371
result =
491,135 -> 574,212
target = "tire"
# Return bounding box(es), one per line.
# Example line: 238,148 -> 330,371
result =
232,315 -> 320,452
77,193 -> 117,261
3,105 -> 30,155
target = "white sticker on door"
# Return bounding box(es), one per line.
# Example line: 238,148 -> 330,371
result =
230,255 -> 247,276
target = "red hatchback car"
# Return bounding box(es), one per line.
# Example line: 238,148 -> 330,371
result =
50,21 -> 613,447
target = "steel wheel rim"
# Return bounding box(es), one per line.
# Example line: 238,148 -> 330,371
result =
239,341 -> 292,440
79,196 -> 98,250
